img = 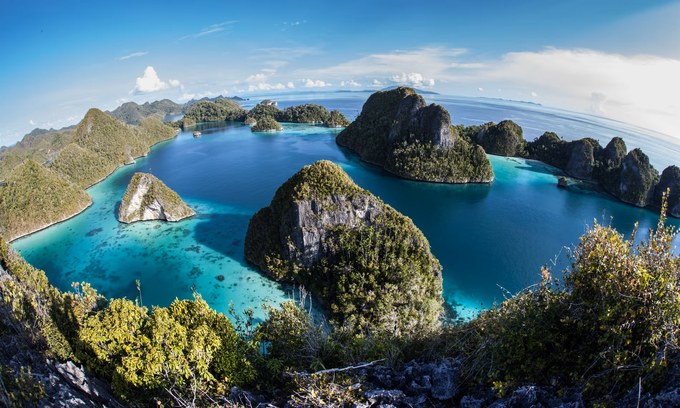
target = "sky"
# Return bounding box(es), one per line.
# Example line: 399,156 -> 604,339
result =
1,0 -> 679,146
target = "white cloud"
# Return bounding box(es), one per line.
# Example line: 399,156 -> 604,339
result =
169,79 -> 181,87
302,79 -> 328,88
131,66 -> 169,94
478,88 -> 484,91
115,98 -> 128,105
531,92 -> 538,97
369,79 -> 383,87
292,21 -> 300,26
341,79 -> 361,87
450,62 -> 485,68
248,82 -> 286,92
287,82 -> 295,88
116,52 -> 148,61
179,21 -> 236,40
246,73 -> 268,83
178,93 -> 195,101
296,47 -> 463,83
391,72 -> 435,88
589,92 -> 607,115
477,48 -> 680,138
261,68 -> 277,74
29,120 -> 35,125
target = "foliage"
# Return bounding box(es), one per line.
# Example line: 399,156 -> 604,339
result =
0,160 -> 91,241
0,128 -> 74,181
245,161 -> 443,335
336,87 -> 493,183
476,120 -> 526,157
279,104 -> 331,123
618,148 -> 659,207
287,373 -> 364,408
447,196 -> 680,401
78,295 -> 256,401
106,99 -> 185,125
0,365 -> 46,407
251,117 -> 283,132
326,110 -> 351,128
184,99 -> 247,123
49,143 -> 108,188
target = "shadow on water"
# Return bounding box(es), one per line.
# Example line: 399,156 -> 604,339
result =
112,201 -> 121,218
193,213 -> 252,263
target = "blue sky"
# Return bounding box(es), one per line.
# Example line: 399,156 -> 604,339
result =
1,0 -> 679,145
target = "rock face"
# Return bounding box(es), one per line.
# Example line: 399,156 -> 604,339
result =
565,139 -> 596,179
476,120 -> 525,156
118,173 -> 195,223
619,148 -> 659,207
244,160 -> 442,334
653,165 -> 680,217
336,87 -> 494,183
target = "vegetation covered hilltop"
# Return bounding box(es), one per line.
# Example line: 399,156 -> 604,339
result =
0,110 -> 177,240
336,87 -> 494,183
244,160 -> 443,335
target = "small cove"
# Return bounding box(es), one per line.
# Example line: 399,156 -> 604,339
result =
12,93 -> 680,321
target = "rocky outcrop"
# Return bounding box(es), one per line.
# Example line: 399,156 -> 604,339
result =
619,149 -> 659,207
476,120 -> 525,156
653,165 -> 680,217
336,87 -> 494,183
245,160 -> 442,334
565,139 -> 596,179
118,173 -> 195,223
251,117 -> 283,132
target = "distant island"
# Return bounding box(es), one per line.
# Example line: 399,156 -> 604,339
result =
105,99 -> 185,125
336,87 -> 494,183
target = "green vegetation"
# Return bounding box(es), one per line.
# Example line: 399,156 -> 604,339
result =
0,109 -> 178,240
336,87 -> 494,183
0,128 -> 75,181
0,160 -> 91,241
106,99 -> 184,125
279,104 -> 331,123
326,110 -> 351,128
245,160 -> 442,334
251,117 -> 283,132
118,173 -> 195,223
182,98 -> 247,123
476,120 -> 526,156
448,198 -> 680,401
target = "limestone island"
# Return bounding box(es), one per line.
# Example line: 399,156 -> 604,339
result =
251,117 -> 283,132
244,160 -> 443,335
118,173 -> 195,223
336,87 -> 494,183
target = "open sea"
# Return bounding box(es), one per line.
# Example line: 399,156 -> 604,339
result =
12,92 -> 680,323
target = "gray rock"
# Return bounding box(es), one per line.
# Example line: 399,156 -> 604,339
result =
460,395 -> 487,408
118,172 -> 195,223
430,360 -> 459,400
565,140 -> 595,180
285,194 -> 382,268
365,389 -> 405,406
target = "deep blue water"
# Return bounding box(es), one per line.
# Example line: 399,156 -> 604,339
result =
12,92 -> 680,321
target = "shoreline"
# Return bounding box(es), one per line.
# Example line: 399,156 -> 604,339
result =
9,132 -> 179,242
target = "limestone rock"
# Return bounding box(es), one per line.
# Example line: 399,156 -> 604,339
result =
336,87 -> 494,183
244,160 -> 442,334
118,173 -> 195,223
653,165 -> 680,217
565,140 -> 595,179
476,120 -> 525,156
619,149 -> 659,207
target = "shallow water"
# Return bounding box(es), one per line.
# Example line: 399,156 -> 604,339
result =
12,92 -> 680,321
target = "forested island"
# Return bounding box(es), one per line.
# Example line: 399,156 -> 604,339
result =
118,173 -> 195,223
0,110 -> 177,240
244,160 -> 443,335
455,120 -> 680,216
336,87 -> 494,183
172,98 -> 351,128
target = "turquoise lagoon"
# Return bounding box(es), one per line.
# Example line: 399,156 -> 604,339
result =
12,93 -> 680,322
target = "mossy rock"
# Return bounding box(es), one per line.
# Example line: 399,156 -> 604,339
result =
244,160 -> 443,335
476,120 -> 526,156
336,87 -> 494,183
118,173 -> 195,223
